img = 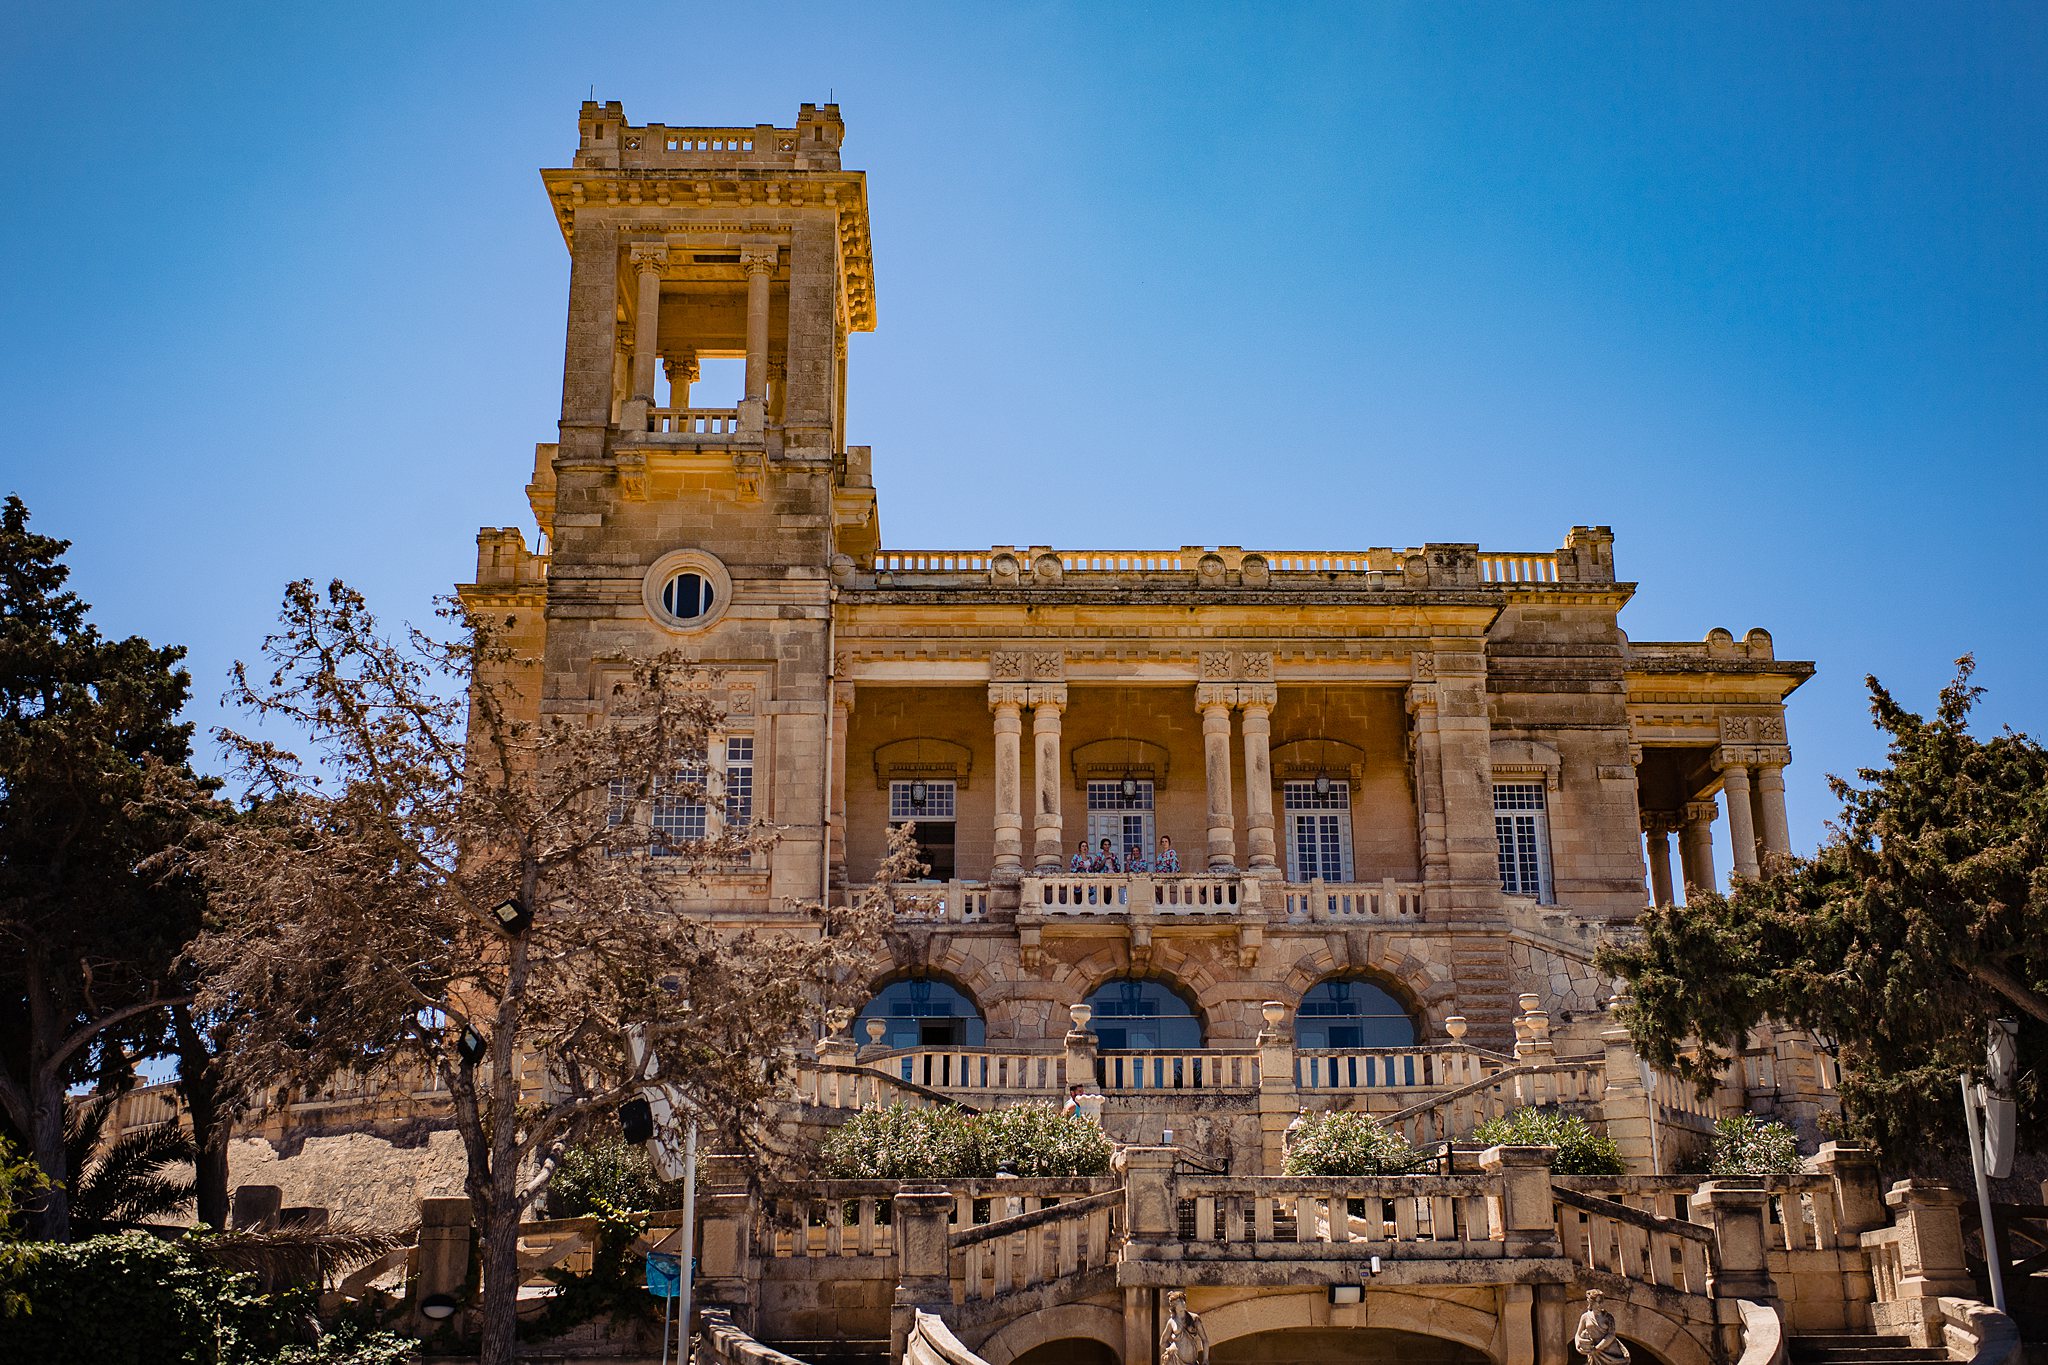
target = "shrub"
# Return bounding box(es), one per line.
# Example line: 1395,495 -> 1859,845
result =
1471,1108 -> 1626,1176
821,1103 -> 1110,1180
1709,1114 -> 1803,1176
968,1105 -> 1114,1178
1282,1111 -> 1421,1176
269,1322 -> 419,1364
547,1137 -> 683,1217
0,1232 -> 295,1365
822,1105 -> 975,1180
531,1200 -> 655,1340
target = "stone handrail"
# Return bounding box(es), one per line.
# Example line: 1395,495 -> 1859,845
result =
1736,1299 -> 1786,1365
1170,1172 -> 1509,1252
795,1059 -> 976,1111
1281,878 -> 1425,922
864,1047 -> 1061,1097
1021,872 -> 1243,915
335,1244 -> 413,1303
905,1309 -> 990,1365
1478,553 -> 1560,583
760,1178 -> 1119,1260
1379,1056 -> 1605,1145
700,1307 -> 816,1365
1553,1186 -> 1715,1297
1097,1049 -> 1258,1092
649,406 -> 741,435
888,879 -> 991,922
951,1188 -> 1122,1303
1295,1045 -> 1492,1093
1936,1297 -> 2022,1365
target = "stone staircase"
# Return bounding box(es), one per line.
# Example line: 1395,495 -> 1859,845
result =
1787,1332 -> 1949,1365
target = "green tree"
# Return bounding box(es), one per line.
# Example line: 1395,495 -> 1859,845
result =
1598,660 -> 2048,1163
1281,1111 -> 1420,1176
0,496 -> 201,1239
1470,1108 -> 1625,1176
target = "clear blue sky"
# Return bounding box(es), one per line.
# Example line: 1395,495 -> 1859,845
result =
4,3 -> 2044,879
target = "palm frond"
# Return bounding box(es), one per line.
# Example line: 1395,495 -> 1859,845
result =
197,1219 -> 411,1287
72,1120 -> 197,1230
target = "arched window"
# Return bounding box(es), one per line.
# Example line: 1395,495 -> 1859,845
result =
1295,977 -> 1417,1050
1084,978 -> 1203,1050
853,977 -> 985,1049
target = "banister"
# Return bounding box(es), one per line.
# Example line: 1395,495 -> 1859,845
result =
947,1188 -> 1123,1249
1553,1186 -> 1715,1244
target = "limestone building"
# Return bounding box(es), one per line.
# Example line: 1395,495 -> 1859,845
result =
460,99 -> 1810,1124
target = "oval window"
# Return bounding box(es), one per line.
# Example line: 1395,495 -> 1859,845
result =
662,572 -> 714,620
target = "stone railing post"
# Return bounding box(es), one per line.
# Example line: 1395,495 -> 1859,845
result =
414,1195 -> 474,1329
1598,1005 -> 1657,1173
1690,1180 -> 1778,1303
1064,1003 -> 1098,1093
1124,1147 -> 1178,1244
1810,1143 -> 1885,1242
230,1183 -> 283,1230
1256,1001 -> 1300,1174
1479,1145 -> 1560,1257
695,1190 -> 756,1318
889,1187 -> 956,1362
1877,1180 -> 1976,1347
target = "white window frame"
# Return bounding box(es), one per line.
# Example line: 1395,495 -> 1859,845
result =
1085,780 -> 1155,866
613,733 -> 755,862
1494,782 -> 1555,903
888,779 -> 957,882
1283,780 -> 1354,883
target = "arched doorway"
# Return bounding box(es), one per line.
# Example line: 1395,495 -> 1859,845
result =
1012,1341 -> 1118,1365
1213,1327 -> 1491,1365
853,976 -> 985,1048
1084,977 -> 1203,1050
1295,976 -> 1418,1050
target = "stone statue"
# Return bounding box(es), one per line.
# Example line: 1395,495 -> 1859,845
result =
1573,1291 -> 1631,1365
1160,1289 -> 1210,1365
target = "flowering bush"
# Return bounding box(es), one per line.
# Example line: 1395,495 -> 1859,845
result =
546,1137 -> 684,1217
1709,1114 -> 1802,1176
1471,1108 -> 1626,1175
821,1103 -> 1109,1179
1281,1111 -> 1421,1176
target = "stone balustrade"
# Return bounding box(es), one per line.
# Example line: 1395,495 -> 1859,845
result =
1294,1045 -> 1490,1093
1096,1049 -> 1259,1092
1021,871 -> 1241,916
866,1047 -> 1064,1097
887,879 -> 991,923
856,539 -> 1610,590
1281,877 -> 1426,922
648,405 -> 742,435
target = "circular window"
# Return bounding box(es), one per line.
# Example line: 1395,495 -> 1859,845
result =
642,550 -> 733,633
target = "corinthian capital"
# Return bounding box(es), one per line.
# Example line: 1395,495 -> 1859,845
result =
740,244 -> 778,275
628,244 -> 669,274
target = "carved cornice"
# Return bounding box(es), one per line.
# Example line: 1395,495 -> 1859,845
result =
991,650 -> 1065,682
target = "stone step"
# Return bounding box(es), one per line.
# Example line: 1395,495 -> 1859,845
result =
764,1339 -> 891,1365
1787,1339 -> 1945,1365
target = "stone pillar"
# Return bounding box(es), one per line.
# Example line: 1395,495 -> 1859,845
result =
1810,1144 -> 1885,1240
1878,1181 -> 1976,1346
1599,1017 -> 1657,1172
1197,686 -> 1238,870
741,245 -> 775,403
230,1184 -> 282,1230
888,1187 -> 955,1362
990,689 -> 1025,877
1643,816 -> 1675,906
1720,760 -> 1761,879
1756,763 -> 1793,859
1407,676 -> 1450,882
414,1195 -> 474,1329
1679,800 -> 1719,898
767,355 -> 787,426
695,1189 -> 756,1313
1031,689 -> 1067,871
663,350 -> 698,411
1255,1001 -> 1299,1173
628,245 -> 666,405
611,322 -> 632,423
1123,1147 -> 1177,1242
829,684 -> 853,891
1690,1181 -> 1778,1303
1478,1146 -> 1560,1257
1240,687 -> 1279,874
1064,1004 -> 1097,1092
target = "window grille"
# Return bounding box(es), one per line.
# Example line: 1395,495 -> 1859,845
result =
1086,780 -> 1154,863
1494,782 -> 1554,902
889,780 -> 955,821
1283,780 -> 1353,881
650,768 -> 707,856
723,737 -> 753,829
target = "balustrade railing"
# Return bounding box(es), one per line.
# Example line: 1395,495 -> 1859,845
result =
1172,1174 -> 1501,1252
1478,553 -> 1560,584
1553,1186 -> 1715,1295
873,550 -> 991,572
1023,872 -> 1241,915
953,1187 -> 1122,1303
1096,1050 -> 1258,1092
888,879 -> 991,922
758,1178 -> 1116,1260
1281,878 -> 1424,922
870,1048 -> 1063,1097
1380,1057 -> 1604,1146
1060,551 -> 1188,572
1295,1046 -> 1489,1092
648,406 -> 741,435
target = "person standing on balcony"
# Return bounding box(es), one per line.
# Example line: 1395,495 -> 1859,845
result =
1069,839 -> 1093,874
1124,844 -> 1149,874
1095,838 -> 1121,873
1153,834 -> 1180,874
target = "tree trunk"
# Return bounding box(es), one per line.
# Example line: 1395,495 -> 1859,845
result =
171,1003 -> 232,1229
26,1083 -> 69,1241
477,1174 -> 523,1365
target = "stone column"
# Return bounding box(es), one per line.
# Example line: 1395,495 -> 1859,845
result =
829,684 -> 852,891
628,245 -> 666,404
1407,676 -> 1450,882
1756,763 -> 1793,859
888,1187 -> 955,1362
1810,1144 -> 1885,1240
1679,800 -> 1718,898
1690,1181 -> 1777,1303
1643,815 -> 1676,906
1879,1180 -> 1976,1346
1240,686 -> 1279,874
1720,759 -> 1761,879
767,355 -> 787,426
611,322 -> 632,423
1063,1004 -> 1097,1093
1255,1001 -> 1298,1173
1478,1146 -> 1561,1257
1599,1018 -> 1656,1172
741,245 -> 775,403
1197,686 -> 1238,870
663,350 -> 698,411
1031,688 -> 1067,871
990,688 -> 1025,877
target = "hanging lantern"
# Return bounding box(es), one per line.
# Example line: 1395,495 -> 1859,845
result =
909,779 -> 928,810
1315,773 -> 1332,798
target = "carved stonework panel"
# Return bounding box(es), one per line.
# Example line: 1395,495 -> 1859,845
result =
1201,650 -> 1234,680
991,651 -> 1025,680
1237,650 -> 1273,681
1027,651 -> 1064,681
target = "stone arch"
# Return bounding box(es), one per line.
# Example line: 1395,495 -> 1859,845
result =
1596,1295 -> 1716,1365
977,1300 -> 1125,1365
1279,941 -> 1459,1033
1199,1288 -> 1502,1360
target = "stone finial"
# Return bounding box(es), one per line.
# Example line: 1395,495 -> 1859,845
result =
825,1007 -> 854,1040
1261,1001 -> 1287,1030
864,1018 -> 887,1046
1445,1015 -> 1468,1041
1069,1002 -> 1093,1032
